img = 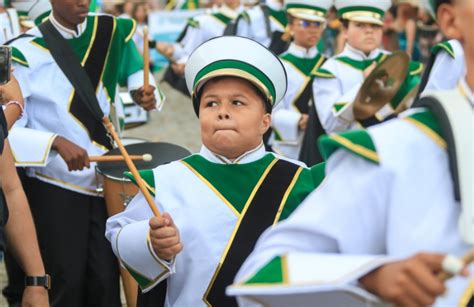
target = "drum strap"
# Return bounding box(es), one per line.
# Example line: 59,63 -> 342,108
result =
39,17 -> 114,149
205,159 -> 301,306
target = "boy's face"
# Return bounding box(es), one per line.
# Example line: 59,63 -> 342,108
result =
51,0 -> 90,26
199,77 -> 271,160
438,0 -> 474,57
344,21 -> 383,54
289,17 -> 325,49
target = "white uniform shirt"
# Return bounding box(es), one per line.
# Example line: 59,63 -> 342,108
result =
235,82 -> 474,306
313,44 -> 392,133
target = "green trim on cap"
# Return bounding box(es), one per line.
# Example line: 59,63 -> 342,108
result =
337,6 -> 385,17
285,3 -> 327,14
194,59 -> 277,105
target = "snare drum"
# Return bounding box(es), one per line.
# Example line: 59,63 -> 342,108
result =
96,142 -> 191,307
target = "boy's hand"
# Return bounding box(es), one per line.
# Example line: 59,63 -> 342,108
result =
52,136 -> 90,171
132,86 -> 157,111
359,253 -> 447,306
149,213 -> 183,261
298,114 -> 309,131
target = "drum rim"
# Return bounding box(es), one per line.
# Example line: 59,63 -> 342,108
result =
95,141 -> 193,182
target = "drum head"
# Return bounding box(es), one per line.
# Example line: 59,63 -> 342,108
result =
97,142 -> 191,180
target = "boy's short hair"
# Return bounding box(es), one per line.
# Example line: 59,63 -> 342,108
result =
195,76 -> 273,116
434,0 -> 452,12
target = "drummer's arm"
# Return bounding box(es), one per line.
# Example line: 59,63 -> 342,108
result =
106,192 -> 176,291
1,141 -> 49,305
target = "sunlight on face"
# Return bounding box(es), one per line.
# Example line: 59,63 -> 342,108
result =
344,21 -> 383,54
198,77 -> 271,160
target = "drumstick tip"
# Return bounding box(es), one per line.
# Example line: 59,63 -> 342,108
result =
143,154 -> 153,162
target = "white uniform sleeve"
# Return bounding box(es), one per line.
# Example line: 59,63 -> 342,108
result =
172,23 -> 204,63
236,150 -> 395,294
313,77 -> 361,133
9,63 -> 58,167
106,192 -> 175,292
423,41 -> 465,93
271,80 -> 301,141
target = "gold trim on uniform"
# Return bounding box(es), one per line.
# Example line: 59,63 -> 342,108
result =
202,158 -> 279,306
180,160 -> 240,217
404,118 -> 447,149
272,167 -> 303,225
330,134 -> 379,163
12,134 -> 57,166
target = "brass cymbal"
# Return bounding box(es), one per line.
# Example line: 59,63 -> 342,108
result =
353,51 -> 410,120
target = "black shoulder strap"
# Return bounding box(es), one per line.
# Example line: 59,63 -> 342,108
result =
205,159 -> 301,306
5,33 -> 34,46
38,18 -> 115,149
38,20 -> 104,122
415,52 -> 436,101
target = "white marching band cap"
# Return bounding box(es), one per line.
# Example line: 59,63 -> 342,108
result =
284,0 -> 333,22
335,0 -> 392,26
10,0 -> 51,25
185,36 -> 287,115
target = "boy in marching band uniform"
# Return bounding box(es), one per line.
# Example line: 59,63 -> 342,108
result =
106,36 -> 326,307
313,0 -> 423,133
269,0 -> 330,160
230,0 -> 473,306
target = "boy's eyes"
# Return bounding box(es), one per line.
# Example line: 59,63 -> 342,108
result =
232,100 -> 244,106
206,101 -> 218,107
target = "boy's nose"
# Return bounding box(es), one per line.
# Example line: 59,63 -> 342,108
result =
218,113 -> 231,120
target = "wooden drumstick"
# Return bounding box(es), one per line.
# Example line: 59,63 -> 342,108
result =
438,249 -> 474,281
89,154 -> 153,163
143,26 -> 150,90
103,117 -> 161,217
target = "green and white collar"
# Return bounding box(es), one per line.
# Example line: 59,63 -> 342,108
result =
49,12 -> 87,39
200,143 -> 266,164
287,43 -> 319,59
343,43 -> 384,61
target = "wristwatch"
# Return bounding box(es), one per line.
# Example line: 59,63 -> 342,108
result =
25,274 -> 51,290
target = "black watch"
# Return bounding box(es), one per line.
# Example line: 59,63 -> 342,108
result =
25,274 -> 51,290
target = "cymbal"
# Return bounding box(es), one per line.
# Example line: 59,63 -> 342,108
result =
353,51 -> 410,120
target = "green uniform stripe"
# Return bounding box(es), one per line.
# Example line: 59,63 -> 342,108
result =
406,109 -> 445,141
281,53 -> 324,76
278,162 -> 326,221
210,12 -> 233,25
319,129 -> 379,164
244,256 -> 285,285
187,18 -> 200,28
313,67 -> 335,79
11,47 -> 28,67
431,41 -> 455,59
337,6 -> 385,17
124,169 -> 156,196
268,7 -> 288,28
194,59 -> 276,104
182,154 -> 275,214
335,53 -> 386,71
123,262 -> 153,289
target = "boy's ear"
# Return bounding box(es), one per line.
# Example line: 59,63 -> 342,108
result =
437,3 -> 462,41
260,113 -> 272,135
